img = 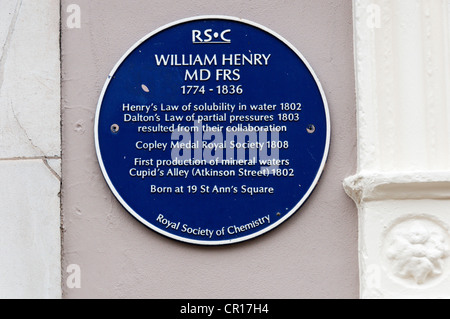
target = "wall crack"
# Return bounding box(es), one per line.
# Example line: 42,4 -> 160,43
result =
0,0 -> 23,93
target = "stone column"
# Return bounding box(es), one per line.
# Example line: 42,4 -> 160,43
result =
0,0 -> 61,298
345,0 -> 450,298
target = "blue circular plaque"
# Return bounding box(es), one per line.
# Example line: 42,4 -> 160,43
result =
95,16 -> 330,245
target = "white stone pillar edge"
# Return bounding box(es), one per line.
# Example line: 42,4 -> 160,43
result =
346,0 -> 450,299
0,0 -> 62,298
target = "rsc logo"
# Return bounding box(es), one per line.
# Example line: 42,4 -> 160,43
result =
192,29 -> 231,44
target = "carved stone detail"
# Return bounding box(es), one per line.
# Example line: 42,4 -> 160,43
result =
384,217 -> 450,285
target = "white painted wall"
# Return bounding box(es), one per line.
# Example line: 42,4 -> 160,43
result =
345,0 -> 450,299
0,0 -> 61,299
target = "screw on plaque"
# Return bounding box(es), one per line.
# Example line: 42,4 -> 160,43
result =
111,124 -> 120,134
307,124 -> 316,134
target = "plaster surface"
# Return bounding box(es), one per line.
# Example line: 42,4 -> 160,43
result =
0,160 -> 61,298
0,0 -> 61,298
347,0 -> 450,299
359,200 -> 450,299
61,0 -> 358,299
0,0 -> 61,159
